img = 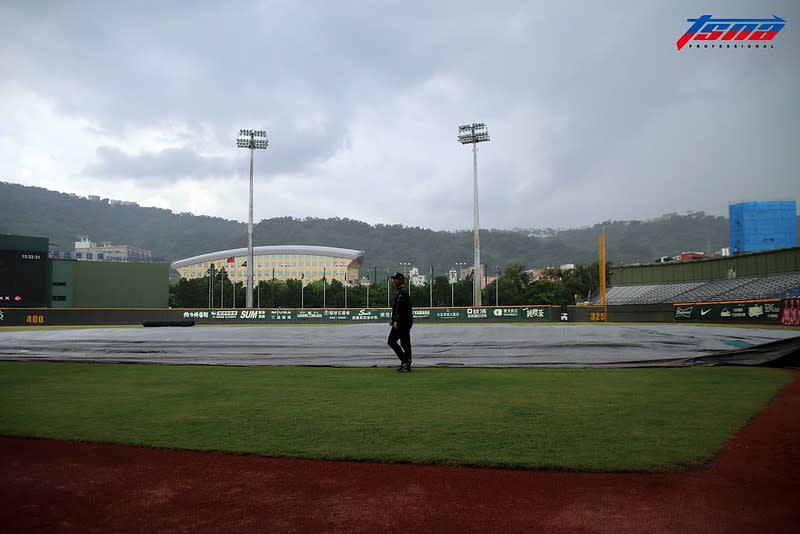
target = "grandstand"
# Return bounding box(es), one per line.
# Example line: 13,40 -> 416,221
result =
602,272 -> 800,305
599,247 -> 800,305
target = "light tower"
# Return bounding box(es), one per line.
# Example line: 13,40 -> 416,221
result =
237,129 -> 269,308
458,122 -> 490,306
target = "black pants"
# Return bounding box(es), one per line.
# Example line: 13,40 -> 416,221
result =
388,325 -> 412,363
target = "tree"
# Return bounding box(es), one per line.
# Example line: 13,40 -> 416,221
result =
283,279 -> 302,308
168,260 -> 612,309
327,279 -> 344,308
233,281 -> 246,307
432,275 -> 451,307
409,283 -> 428,308
256,279 -> 282,308
525,279 -> 570,305
346,284 -> 367,308
170,277 -> 206,307
303,280 -> 324,308
562,263 -> 601,303
369,280 -> 390,308
453,278 -> 472,307
496,263 -> 529,305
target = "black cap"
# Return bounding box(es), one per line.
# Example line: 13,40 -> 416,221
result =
390,272 -> 405,280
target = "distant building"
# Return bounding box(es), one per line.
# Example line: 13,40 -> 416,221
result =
171,245 -> 365,286
679,251 -> 706,262
525,268 -> 543,281
654,251 -> 707,264
448,269 -> 458,284
407,267 -> 427,287
729,201 -> 798,254
48,237 -> 153,263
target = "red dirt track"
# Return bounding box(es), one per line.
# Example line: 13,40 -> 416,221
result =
2,370 -> 799,533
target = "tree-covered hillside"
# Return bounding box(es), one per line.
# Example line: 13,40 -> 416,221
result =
3,181 -> 793,273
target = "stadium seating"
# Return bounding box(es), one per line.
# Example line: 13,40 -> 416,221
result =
605,285 -> 658,304
722,272 -> 800,300
671,277 -> 758,302
595,272 -> 800,305
637,282 -> 705,304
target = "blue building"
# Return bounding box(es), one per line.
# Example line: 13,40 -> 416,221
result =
729,201 -> 798,254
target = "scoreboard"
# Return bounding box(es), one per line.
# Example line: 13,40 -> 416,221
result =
0,249 -> 48,307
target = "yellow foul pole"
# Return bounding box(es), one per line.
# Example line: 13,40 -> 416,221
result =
599,227 -> 607,318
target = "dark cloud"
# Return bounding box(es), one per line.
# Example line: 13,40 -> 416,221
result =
1,0 -> 798,230
86,146 -> 235,180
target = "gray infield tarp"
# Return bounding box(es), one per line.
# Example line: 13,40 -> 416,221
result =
2,324 -> 798,368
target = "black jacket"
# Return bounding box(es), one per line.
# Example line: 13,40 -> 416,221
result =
391,284 -> 413,327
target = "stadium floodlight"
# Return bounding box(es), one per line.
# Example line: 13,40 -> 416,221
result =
458,123 -> 490,306
237,128 -> 269,308
458,123 -> 489,144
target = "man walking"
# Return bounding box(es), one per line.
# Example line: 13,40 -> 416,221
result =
388,272 -> 413,372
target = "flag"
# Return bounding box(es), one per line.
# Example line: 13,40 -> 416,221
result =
226,257 -> 234,263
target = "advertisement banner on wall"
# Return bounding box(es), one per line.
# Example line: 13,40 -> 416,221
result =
177,306 -> 555,323
673,300 -> 782,323
7,302 -> 793,326
0,305 -> 554,326
782,297 -> 800,326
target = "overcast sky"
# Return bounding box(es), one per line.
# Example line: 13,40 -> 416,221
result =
1,1 -> 798,231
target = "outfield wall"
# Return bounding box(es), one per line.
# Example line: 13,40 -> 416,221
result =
672,299 -> 783,325
567,305 -> 675,323
51,260 -> 169,308
3,300 -> 795,327
0,305 -> 561,327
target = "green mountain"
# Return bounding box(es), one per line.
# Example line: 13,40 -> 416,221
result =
2,181 -> 792,273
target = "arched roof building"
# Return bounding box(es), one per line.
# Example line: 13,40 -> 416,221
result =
171,245 -> 365,285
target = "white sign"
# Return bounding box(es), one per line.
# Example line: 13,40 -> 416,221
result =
210,310 -> 238,319
241,310 -> 267,319
525,308 -> 546,318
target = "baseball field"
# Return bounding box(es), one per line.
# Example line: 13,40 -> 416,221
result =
0,362 -> 791,471
1,330 -> 799,532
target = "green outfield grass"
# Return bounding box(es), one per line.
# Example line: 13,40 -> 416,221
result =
0,362 -> 791,471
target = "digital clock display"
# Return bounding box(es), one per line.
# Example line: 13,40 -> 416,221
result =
0,249 -> 48,307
